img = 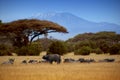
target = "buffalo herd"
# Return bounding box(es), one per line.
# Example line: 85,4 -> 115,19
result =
1,54 -> 116,65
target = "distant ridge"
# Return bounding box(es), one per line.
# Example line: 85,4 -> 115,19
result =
31,12 -> 120,40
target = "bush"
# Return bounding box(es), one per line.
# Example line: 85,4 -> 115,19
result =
96,40 -> 110,53
109,43 -> 120,55
74,40 -> 97,51
35,38 -> 53,51
74,46 -> 92,55
65,42 -> 75,52
15,43 -> 43,56
0,44 -> 13,56
91,48 -> 103,54
47,41 -> 67,55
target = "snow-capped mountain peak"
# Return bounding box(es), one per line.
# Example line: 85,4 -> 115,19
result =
30,12 -> 120,40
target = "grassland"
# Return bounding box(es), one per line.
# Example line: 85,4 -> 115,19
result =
0,54 -> 120,80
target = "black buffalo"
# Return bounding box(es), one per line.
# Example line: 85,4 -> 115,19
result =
28,60 -> 38,64
1,58 -> 15,65
77,58 -> 95,63
99,58 -> 115,62
64,58 -> 76,63
42,54 -> 61,64
21,60 -> 27,64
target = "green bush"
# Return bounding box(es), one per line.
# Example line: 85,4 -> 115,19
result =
74,40 -> 97,51
74,46 -> 92,55
65,42 -> 75,52
0,44 -> 13,56
15,43 -> 43,56
47,41 -> 67,55
91,48 -> 103,54
109,43 -> 120,55
96,40 -> 110,53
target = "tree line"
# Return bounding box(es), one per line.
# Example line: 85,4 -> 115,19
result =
0,19 -> 120,56
1,31 -> 120,56
66,31 -> 120,55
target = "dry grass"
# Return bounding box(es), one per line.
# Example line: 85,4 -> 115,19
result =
0,55 -> 120,80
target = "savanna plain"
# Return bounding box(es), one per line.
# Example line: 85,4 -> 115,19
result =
0,54 -> 120,80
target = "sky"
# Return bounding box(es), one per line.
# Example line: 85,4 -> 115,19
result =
0,0 -> 120,25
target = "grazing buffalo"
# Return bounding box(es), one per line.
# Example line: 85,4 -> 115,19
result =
42,54 -> 61,64
28,60 -> 38,64
99,58 -> 115,62
77,58 -> 95,63
104,58 -> 115,62
77,58 -> 85,63
21,60 -> 27,64
64,58 -> 76,63
1,58 -> 15,65
39,60 -> 48,63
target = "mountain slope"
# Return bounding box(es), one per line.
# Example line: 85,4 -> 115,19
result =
31,12 -> 120,40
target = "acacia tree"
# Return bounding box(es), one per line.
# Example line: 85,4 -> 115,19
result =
0,19 -> 68,47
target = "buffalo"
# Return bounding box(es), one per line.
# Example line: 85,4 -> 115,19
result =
64,58 -> 76,63
28,60 -> 38,64
39,60 -> 48,63
1,58 -> 15,65
99,58 -> 115,62
42,54 -> 61,64
21,60 -> 27,64
77,58 -> 95,63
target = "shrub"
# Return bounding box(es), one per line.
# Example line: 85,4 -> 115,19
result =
74,40 -> 97,51
15,43 -> 43,56
91,48 -> 103,54
96,40 -> 110,53
47,41 -> 67,55
109,43 -> 120,55
35,38 -> 53,51
0,44 -> 13,56
74,46 -> 92,55
65,42 -> 75,52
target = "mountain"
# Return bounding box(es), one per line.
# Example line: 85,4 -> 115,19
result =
31,12 -> 120,40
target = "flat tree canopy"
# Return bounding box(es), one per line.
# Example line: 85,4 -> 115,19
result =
0,19 -> 68,47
